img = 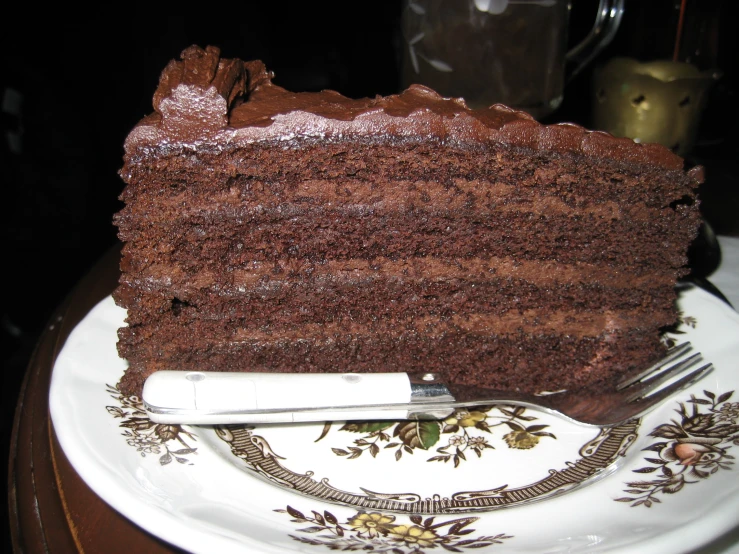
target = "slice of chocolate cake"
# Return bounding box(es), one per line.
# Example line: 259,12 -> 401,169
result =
113,45 -> 703,398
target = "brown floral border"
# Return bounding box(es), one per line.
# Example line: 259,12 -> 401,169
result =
216,418 -> 638,514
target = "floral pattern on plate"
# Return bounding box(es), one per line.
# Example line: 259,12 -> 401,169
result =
618,388 -> 739,508
323,405 -> 557,466
210,417 -> 639,514
106,383 -> 199,465
276,504 -> 512,552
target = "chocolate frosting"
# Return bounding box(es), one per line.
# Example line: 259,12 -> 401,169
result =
126,45 -> 689,172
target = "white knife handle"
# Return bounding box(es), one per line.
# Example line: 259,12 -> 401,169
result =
143,371 -> 413,423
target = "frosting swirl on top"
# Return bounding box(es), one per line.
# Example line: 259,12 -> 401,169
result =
126,45 -> 687,171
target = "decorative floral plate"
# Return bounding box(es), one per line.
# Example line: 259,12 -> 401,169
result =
50,284 -> 739,553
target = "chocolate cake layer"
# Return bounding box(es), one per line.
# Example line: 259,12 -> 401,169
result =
113,45 -> 703,399
116,321 -> 664,399
115,271 -> 677,322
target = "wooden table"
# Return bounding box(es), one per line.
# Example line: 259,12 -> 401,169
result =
8,244 -> 183,553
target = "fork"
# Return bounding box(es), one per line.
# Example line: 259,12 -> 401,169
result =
446,341 -> 714,427
143,342 -> 713,428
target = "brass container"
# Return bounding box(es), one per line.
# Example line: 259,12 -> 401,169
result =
592,57 -> 720,156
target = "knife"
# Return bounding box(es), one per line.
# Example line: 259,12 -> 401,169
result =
142,370 -> 513,425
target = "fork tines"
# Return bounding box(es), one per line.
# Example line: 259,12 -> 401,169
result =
616,342 -> 714,404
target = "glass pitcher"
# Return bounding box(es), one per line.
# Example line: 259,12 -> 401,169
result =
400,0 -> 625,119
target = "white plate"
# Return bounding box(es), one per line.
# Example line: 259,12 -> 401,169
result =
50,284 -> 739,554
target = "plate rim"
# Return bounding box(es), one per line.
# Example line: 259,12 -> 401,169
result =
49,284 -> 739,554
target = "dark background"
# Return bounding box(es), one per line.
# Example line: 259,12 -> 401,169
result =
2,2 -> 737,552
